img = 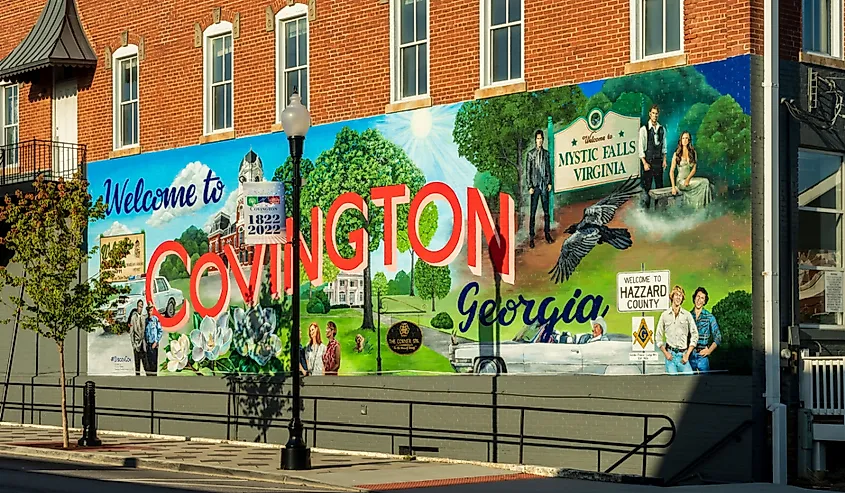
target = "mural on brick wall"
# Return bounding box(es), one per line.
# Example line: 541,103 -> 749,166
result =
87,56 -> 752,377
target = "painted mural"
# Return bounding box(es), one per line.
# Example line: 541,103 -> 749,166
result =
87,56 -> 753,377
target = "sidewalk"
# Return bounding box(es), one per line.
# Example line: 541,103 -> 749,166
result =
0,422 -> 814,492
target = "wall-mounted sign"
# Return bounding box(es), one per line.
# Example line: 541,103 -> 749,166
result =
386,321 -> 423,355
554,109 -> 641,192
617,270 -> 670,312
826,271 -> 843,313
242,181 -> 285,245
630,316 -> 658,362
100,232 -> 145,282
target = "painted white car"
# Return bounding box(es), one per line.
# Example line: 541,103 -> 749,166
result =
449,322 -> 666,375
107,275 -> 184,323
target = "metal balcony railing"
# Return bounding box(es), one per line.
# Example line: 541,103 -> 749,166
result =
801,353 -> 845,415
0,139 -> 87,186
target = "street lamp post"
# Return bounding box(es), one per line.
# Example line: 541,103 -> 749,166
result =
280,90 -> 311,471
376,289 -> 383,375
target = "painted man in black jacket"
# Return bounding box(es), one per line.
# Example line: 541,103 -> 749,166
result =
527,130 -> 553,248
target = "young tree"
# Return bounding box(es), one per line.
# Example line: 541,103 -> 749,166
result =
372,271 -> 388,297
0,174 -> 130,448
396,202 -> 438,296
413,259 -> 451,312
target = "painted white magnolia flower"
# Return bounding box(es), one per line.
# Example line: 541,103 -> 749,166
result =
190,313 -> 233,363
166,334 -> 190,372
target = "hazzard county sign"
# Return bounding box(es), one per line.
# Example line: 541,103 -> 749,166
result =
553,108 -> 641,192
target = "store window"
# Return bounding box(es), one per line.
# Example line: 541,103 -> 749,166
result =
798,149 -> 845,327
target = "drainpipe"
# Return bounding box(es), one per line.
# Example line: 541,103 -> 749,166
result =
763,0 -> 787,484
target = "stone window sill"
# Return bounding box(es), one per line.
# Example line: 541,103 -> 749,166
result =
474,81 -> 526,100
385,96 -> 433,114
199,130 -> 235,144
625,53 -> 688,75
270,122 -> 284,133
109,146 -> 141,159
800,51 -> 845,70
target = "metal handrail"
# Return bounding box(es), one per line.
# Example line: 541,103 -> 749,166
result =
1,379 -> 676,478
0,138 -> 86,186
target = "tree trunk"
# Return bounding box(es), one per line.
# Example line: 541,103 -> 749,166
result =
409,251 -> 415,297
431,291 -> 435,312
58,342 -> 69,449
361,248 -> 375,330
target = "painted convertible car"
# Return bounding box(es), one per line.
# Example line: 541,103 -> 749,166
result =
448,322 -> 665,375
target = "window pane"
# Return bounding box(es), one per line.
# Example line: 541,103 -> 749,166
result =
799,150 -> 842,208
212,37 -> 224,83
665,0 -> 681,52
225,83 -> 232,129
416,0 -> 427,40
797,210 -> 840,268
121,59 -> 132,103
224,36 -> 232,82
213,84 -> 226,130
4,127 -> 17,164
401,0 -> 415,44
130,58 -> 138,100
799,270 -> 840,325
401,45 -> 417,98
418,43 -> 428,95
492,0 -> 507,26
644,0 -> 664,56
510,25 -> 521,79
491,27 -> 509,82
299,68 -> 308,107
508,0 -> 521,22
286,71 -> 298,106
298,18 -> 308,63
121,102 -> 137,146
5,86 -> 17,125
285,21 -> 298,68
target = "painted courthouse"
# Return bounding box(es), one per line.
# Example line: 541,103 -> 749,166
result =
0,0 -> 837,486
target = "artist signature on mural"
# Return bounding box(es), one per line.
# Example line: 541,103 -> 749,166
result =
456,281 -> 610,333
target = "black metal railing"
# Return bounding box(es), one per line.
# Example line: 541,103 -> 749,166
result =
0,139 -> 87,186
1,380 -> 676,479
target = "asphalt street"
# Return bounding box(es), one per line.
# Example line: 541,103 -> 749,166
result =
0,455 -> 326,493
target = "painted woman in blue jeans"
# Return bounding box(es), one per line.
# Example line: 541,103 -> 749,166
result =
655,285 -> 699,375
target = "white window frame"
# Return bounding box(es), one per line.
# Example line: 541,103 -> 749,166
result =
112,44 -> 140,151
803,0 -> 844,58
629,0 -> 685,63
479,0 -> 524,88
0,83 -> 19,167
275,4 -> 310,123
203,21 -> 234,135
798,148 -> 845,329
389,0 -> 430,102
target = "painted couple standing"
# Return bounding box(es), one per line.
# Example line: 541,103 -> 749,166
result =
129,300 -> 163,376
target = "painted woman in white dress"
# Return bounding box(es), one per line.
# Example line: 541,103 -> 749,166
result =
304,322 -> 326,376
670,131 -> 712,209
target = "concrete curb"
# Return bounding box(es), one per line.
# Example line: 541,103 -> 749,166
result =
0,421 -> 656,486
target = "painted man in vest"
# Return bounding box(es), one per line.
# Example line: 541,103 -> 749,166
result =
527,129 -> 553,248
638,104 -> 667,208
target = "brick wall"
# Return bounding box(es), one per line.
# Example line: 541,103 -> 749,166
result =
0,0 -> 760,163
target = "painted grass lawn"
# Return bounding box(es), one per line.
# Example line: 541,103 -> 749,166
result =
291,307 -> 454,375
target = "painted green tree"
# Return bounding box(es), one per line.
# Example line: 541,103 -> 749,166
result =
413,259 -> 452,312
0,174 -> 130,448
387,270 -> 411,295
677,102 -> 710,142
372,271 -> 388,297
453,86 -> 587,222
160,226 -> 209,280
695,95 -> 752,190
301,127 -> 426,329
611,92 -> 654,121
299,252 -> 340,297
396,202 -> 438,296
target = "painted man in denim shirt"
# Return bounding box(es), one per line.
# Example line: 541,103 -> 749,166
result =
144,305 -> 163,376
690,287 -> 721,373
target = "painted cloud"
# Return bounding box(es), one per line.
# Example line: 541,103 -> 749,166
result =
147,161 -> 216,228
102,220 -> 133,237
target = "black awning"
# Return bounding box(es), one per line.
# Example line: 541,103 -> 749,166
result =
0,0 -> 97,82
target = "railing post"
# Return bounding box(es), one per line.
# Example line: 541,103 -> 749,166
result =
518,408 -> 525,465
642,416 -> 649,477
150,390 -> 155,435
312,399 -> 318,447
408,402 -> 413,456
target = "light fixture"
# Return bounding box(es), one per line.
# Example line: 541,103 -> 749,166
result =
280,90 -> 311,138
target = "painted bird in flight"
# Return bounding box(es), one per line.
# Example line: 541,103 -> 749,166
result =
549,176 -> 641,284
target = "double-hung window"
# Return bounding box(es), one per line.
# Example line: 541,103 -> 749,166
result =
113,45 -> 139,150
798,149 -> 845,327
481,0 -> 523,86
804,0 -> 843,57
204,22 -> 234,134
1,84 -> 18,166
392,0 -> 428,101
632,0 -> 683,61
276,4 -> 309,120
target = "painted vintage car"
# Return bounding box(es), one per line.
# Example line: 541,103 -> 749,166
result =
449,322 -> 666,375
107,275 -> 184,324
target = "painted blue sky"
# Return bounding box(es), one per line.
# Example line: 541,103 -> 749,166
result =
88,55 -> 751,280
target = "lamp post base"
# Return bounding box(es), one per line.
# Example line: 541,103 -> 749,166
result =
281,445 -> 312,470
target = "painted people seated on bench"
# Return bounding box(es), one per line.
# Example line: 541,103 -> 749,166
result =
669,131 -> 712,209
